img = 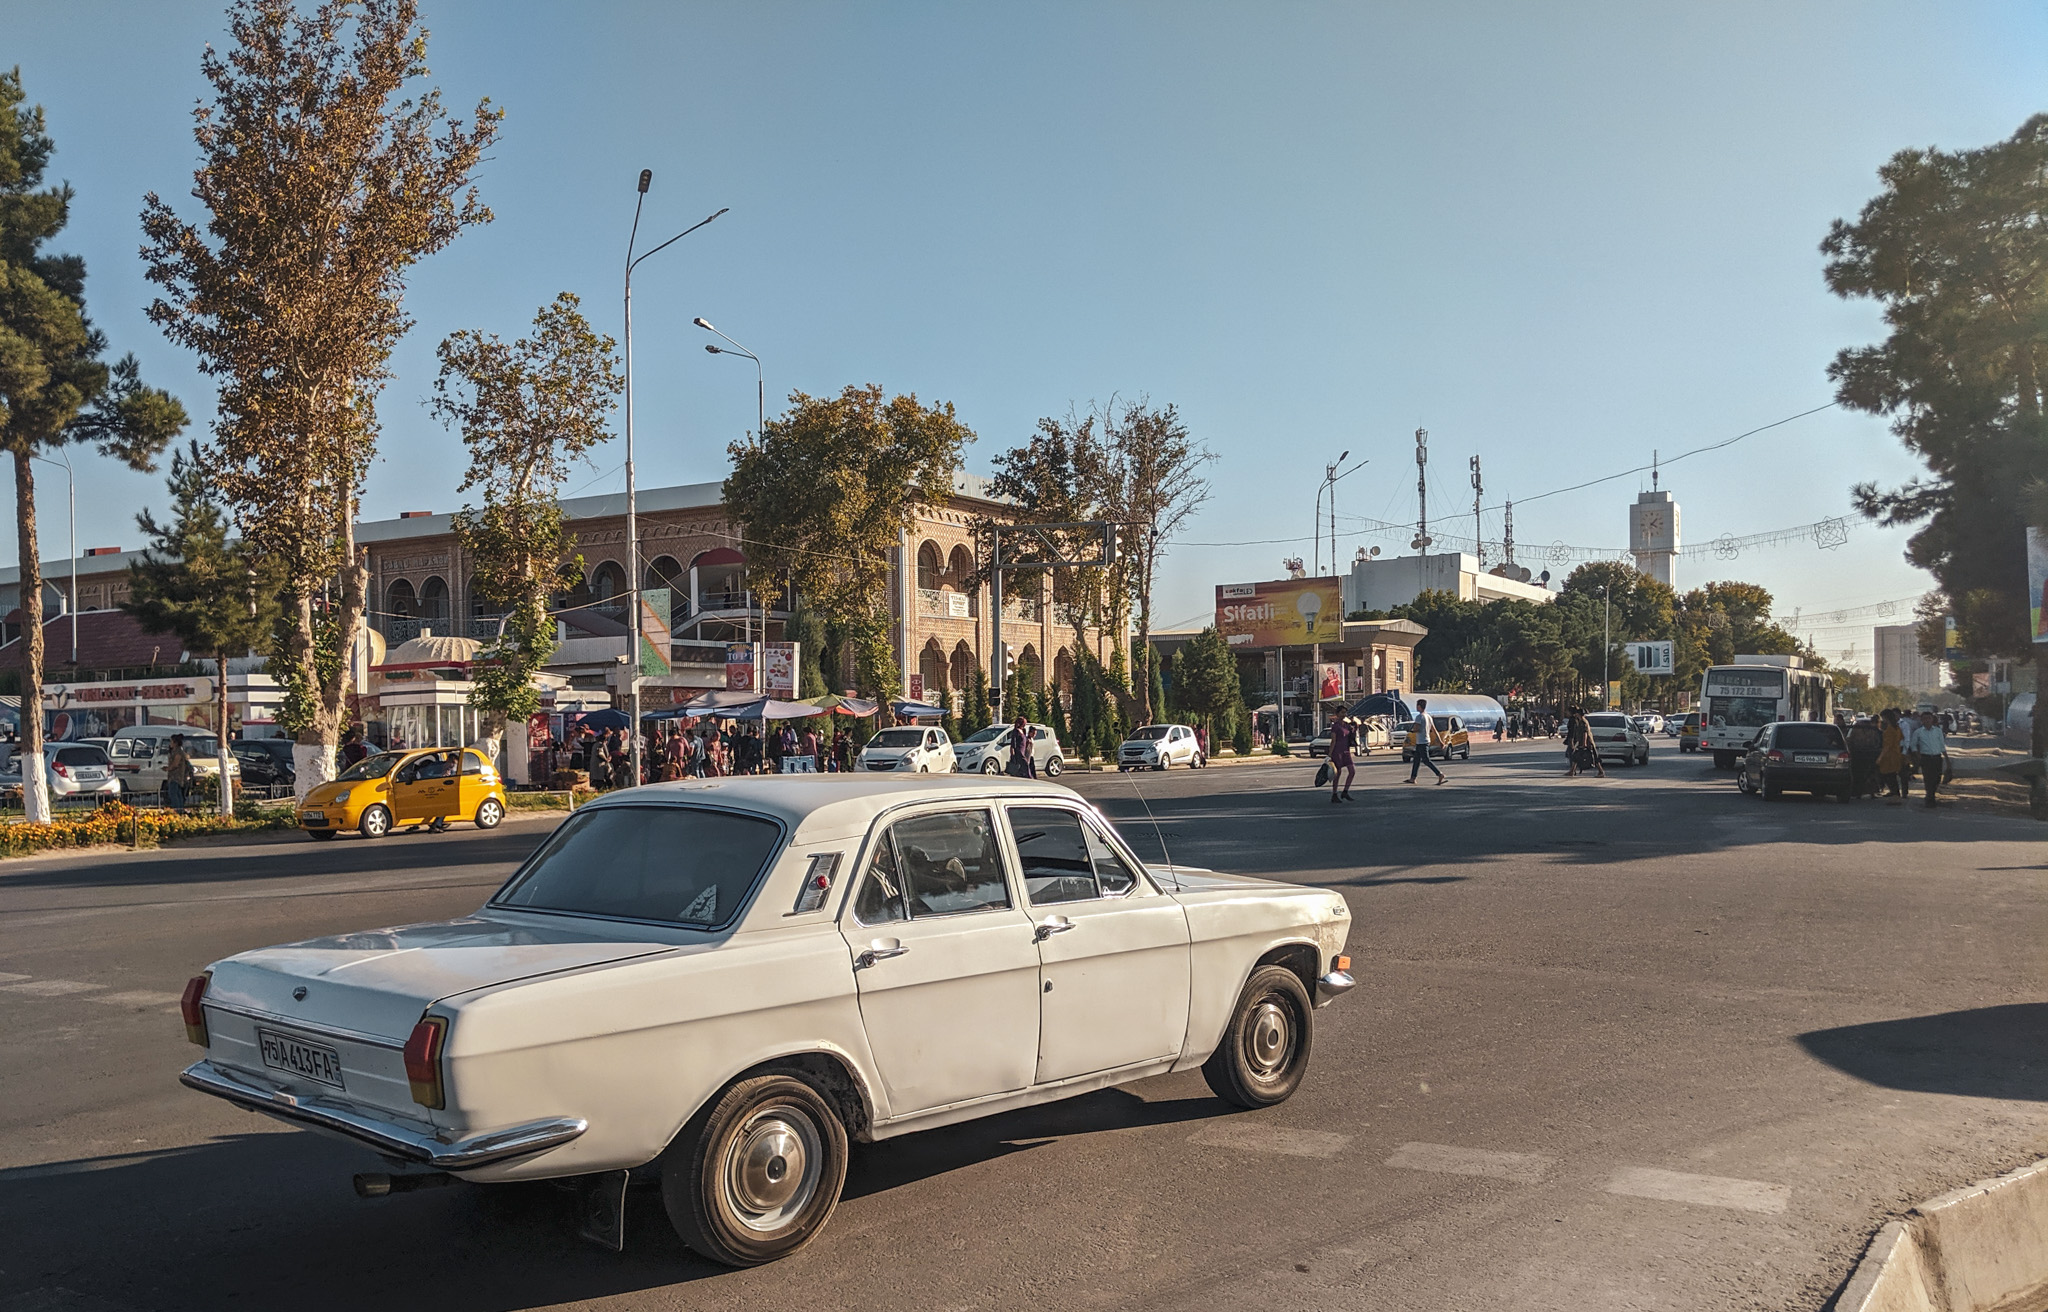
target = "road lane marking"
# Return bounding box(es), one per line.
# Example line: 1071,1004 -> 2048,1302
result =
0,979 -> 106,996
1603,1166 -> 1789,1213
88,990 -> 184,1009
0,972 -> 28,982
1385,1141 -> 1555,1184
1189,1122 -> 1352,1158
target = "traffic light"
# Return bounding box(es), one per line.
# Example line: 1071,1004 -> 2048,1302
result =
1000,643 -> 1016,684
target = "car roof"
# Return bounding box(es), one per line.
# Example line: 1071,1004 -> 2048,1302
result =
575,775 -> 1091,842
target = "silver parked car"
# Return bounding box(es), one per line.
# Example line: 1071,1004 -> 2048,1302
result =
0,742 -> 123,802
953,722 -> 1064,777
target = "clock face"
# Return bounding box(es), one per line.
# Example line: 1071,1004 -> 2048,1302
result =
1643,514 -> 1663,535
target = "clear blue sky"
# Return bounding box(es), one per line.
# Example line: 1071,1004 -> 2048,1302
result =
12,1 -> 2046,671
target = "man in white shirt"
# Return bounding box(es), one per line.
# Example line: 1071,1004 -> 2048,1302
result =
1908,710 -> 1948,809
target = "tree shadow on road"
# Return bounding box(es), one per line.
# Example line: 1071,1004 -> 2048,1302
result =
0,825 -> 551,893
1796,1003 -> 2048,1102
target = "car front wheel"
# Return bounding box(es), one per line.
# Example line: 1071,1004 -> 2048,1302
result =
981,758 -> 1002,775
663,1072 -> 849,1267
1203,964 -> 1314,1109
359,805 -> 392,839
474,798 -> 504,830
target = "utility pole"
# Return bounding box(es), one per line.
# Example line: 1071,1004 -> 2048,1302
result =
1469,455 -> 1483,568
1503,498 -> 1516,568
1413,428 -> 1430,558
1602,584 -> 1611,710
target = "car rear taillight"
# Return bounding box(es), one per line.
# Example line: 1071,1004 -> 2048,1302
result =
1766,750 -> 1784,762
1835,751 -> 1851,763
180,972 -> 211,1046
52,762 -> 69,779
403,1016 -> 448,1109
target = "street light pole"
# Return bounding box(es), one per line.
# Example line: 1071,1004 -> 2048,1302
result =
624,170 -> 727,789
695,319 -> 763,444
1603,584 -> 1611,710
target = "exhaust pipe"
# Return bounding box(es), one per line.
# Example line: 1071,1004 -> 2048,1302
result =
353,1171 -> 456,1198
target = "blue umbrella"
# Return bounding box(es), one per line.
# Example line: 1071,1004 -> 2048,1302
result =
571,708 -> 632,730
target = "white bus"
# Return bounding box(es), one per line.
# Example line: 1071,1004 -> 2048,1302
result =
1698,656 -> 1833,768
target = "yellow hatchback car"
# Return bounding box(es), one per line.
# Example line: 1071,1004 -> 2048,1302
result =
1398,714 -> 1471,762
297,747 -> 509,840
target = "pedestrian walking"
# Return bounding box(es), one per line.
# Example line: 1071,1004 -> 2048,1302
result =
1327,714 -> 1357,802
164,733 -> 195,810
340,726 -> 369,770
1846,714 -> 1882,798
1406,699 -> 1447,785
1009,712 -> 1037,779
1908,710 -> 1949,809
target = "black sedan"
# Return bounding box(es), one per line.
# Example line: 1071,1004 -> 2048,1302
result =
230,738 -> 296,791
1737,722 -> 1852,801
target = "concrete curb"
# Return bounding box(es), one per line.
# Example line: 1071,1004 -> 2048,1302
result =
1838,1157 -> 2048,1312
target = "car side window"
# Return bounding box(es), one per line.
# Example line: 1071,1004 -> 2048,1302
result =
1009,807 -> 1098,904
462,750 -> 488,775
1081,816 -> 1140,897
892,809 -> 1010,917
852,833 -> 907,924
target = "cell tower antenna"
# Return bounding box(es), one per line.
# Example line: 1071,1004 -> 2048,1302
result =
1413,428 -> 1431,558
1652,448 -> 1659,492
1469,455 -> 1484,568
1503,498 -> 1516,567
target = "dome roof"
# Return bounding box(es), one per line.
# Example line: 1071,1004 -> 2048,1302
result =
388,633 -> 480,666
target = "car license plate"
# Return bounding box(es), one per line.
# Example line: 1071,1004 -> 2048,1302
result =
1794,754 -> 1827,764
301,810 -> 325,824
257,1027 -> 345,1089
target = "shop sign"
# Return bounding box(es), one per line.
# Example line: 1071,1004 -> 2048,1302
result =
43,679 -> 213,708
763,642 -> 800,698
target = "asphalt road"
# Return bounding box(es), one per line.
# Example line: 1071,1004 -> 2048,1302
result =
2,738 -> 2044,1312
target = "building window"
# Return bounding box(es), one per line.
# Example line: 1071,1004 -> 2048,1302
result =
1394,659 -> 1406,686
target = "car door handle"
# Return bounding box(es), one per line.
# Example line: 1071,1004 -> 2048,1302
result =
853,938 -> 909,970
1033,915 -> 1074,942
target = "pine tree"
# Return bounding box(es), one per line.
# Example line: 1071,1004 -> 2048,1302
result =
1149,650 -> 1168,727
965,665 -> 991,735
124,442 -> 281,814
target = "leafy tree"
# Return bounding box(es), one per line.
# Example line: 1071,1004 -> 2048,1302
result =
1231,713 -> 1254,756
431,293 -> 620,762
124,442 -> 282,815
1175,626 -> 1245,743
963,664 -> 992,735
985,411 -> 1114,650
0,68 -> 188,819
1100,400 -> 1212,725
142,0 -> 500,792
722,384 -> 971,698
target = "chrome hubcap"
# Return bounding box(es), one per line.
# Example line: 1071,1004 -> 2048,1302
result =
1246,1001 -> 1291,1076
724,1105 -> 822,1232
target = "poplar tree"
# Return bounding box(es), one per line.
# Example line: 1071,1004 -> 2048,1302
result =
142,0 -> 499,794
0,69 -> 187,820
431,293 -> 620,763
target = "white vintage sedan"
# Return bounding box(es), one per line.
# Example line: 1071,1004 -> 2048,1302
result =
178,776 -> 1355,1266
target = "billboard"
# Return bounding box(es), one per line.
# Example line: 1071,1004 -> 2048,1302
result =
1626,640 -> 1675,676
762,642 -> 800,698
1216,577 -> 1342,648
2031,528 -> 2048,643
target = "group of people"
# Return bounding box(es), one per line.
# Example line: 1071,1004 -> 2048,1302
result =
1847,708 -> 1952,808
1324,697 -> 1450,801
543,718 -> 869,789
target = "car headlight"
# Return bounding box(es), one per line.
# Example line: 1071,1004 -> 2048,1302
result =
331,790 -> 351,806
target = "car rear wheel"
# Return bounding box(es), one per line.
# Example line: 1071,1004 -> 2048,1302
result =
1045,757 -> 1063,777
359,805 -> 392,838
474,798 -> 504,830
663,1072 -> 848,1267
307,829 -> 338,841
1203,964 -> 1314,1109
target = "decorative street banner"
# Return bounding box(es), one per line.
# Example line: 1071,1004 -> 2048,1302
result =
1626,640 -> 1675,675
2029,528 -> 2048,643
1216,577 -> 1343,648
638,587 -> 672,676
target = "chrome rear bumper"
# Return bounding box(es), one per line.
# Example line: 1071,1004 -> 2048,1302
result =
181,1059 -> 586,1170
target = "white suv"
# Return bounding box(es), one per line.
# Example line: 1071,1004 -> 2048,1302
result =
856,726 -> 957,773
1118,724 -> 1204,771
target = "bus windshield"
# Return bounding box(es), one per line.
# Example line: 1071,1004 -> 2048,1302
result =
1706,696 -> 1778,730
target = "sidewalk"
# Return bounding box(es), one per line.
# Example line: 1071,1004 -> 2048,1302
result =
1940,739 -> 2038,818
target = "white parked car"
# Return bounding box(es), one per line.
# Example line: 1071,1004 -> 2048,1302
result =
1631,714 -> 1665,736
0,742 -> 122,802
105,725 -> 241,797
1586,712 -> 1651,766
855,726 -> 956,773
1117,724 -> 1204,771
178,777 -> 1355,1265
953,722 -> 1063,777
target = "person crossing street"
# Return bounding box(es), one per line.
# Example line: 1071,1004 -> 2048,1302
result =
1327,714 -> 1357,802
1406,698 -> 1447,785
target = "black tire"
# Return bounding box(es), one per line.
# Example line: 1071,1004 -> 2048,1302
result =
474,798 -> 504,830
1045,757 -> 1063,778
662,1073 -> 848,1267
307,828 -> 338,840
1202,964 -> 1314,1109
981,758 -> 1002,775
359,804 -> 392,839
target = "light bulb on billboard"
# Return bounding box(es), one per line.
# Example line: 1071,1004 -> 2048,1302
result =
1298,589 -> 1322,638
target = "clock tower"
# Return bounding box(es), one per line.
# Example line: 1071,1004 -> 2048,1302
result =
1629,489 -> 1678,589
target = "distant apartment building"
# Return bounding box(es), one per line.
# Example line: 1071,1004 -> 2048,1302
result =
1874,623 -> 1946,693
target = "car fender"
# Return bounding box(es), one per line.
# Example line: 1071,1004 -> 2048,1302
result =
1165,884 -> 1350,1072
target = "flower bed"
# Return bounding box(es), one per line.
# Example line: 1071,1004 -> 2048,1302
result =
0,800 -> 298,858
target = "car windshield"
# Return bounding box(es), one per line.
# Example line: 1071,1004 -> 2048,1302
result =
1130,726 -> 1171,741
962,726 -> 1008,744
1774,724 -> 1844,750
494,804 -> 782,927
869,729 -> 925,748
1587,714 -> 1629,728
336,752 -> 402,782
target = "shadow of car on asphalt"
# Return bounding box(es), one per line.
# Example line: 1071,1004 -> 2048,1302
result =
0,1087 -> 1234,1311
1795,1003 -> 2048,1103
